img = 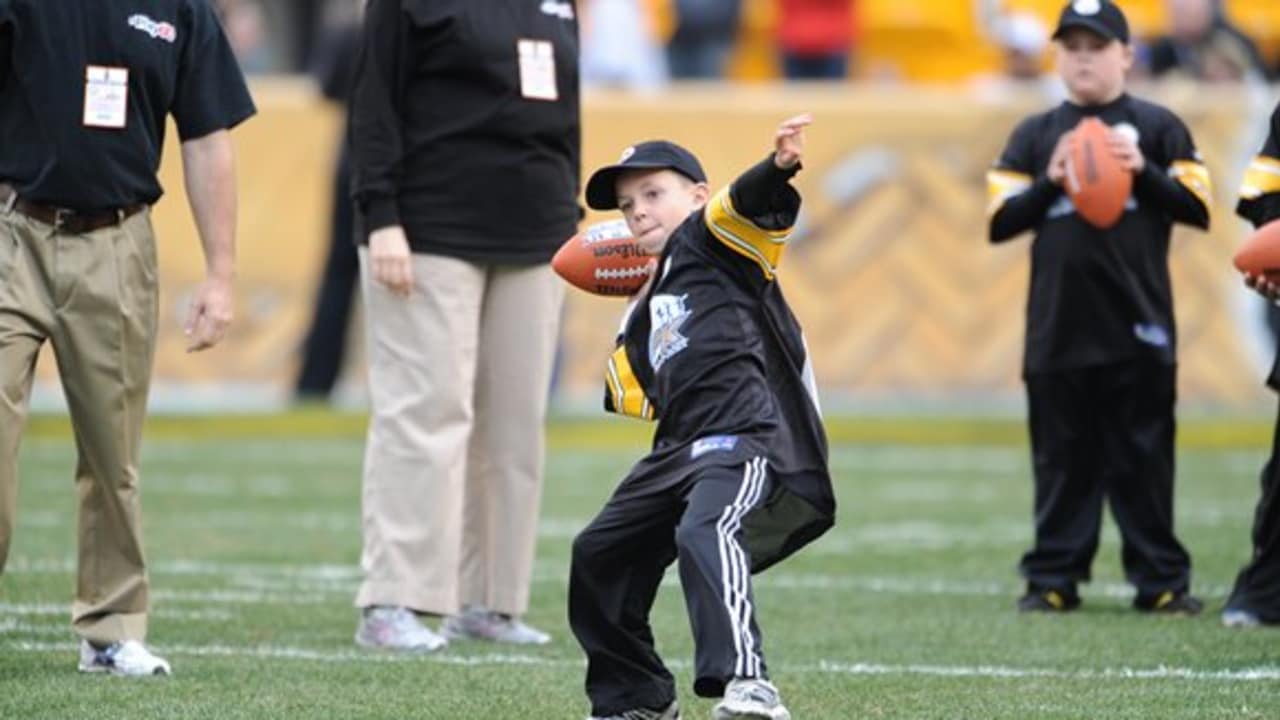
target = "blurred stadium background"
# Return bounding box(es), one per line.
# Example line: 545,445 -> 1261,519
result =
21,0 -> 1280,415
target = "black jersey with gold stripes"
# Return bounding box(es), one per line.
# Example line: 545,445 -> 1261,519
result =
1238,103 -> 1280,230
1237,101 -> 1280,390
988,94 -> 1211,376
603,155 -> 834,570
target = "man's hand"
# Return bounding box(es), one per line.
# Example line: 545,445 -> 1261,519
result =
1047,131 -> 1074,186
184,274 -> 234,352
774,113 -> 812,170
1245,272 -> 1280,302
370,225 -> 413,297
1107,128 -> 1145,174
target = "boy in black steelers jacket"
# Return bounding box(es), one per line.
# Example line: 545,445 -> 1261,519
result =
987,0 -> 1210,615
1226,101 -> 1280,628
568,115 -> 834,720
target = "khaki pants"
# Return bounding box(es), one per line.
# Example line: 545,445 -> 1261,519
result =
0,207 -> 158,645
355,250 -> 563,617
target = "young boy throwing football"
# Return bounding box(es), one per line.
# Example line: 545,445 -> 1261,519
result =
568,115 -> 834,720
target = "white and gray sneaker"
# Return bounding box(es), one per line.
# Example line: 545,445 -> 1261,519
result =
441,605 -> 551,645
588,700 -> 680,720
713,678 -> 791,720
355,606 -> 448,652
78,640 -> 171,677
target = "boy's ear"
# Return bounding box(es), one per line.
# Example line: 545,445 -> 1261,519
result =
691,182 -> 711,208
1121,42 -> 1135,71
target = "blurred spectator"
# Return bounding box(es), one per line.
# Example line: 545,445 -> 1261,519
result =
294,11 -> 361,402
582,0 -> 670,89
775,0 -> 855,80
217,0 -> 274,73
1145,0 -> 1269,83
971,12 -> 1064,102
667,0 -> 742,78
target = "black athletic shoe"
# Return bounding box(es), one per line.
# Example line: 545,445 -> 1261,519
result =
1016,586 -> 1080,613
1134,590 -> 1203,616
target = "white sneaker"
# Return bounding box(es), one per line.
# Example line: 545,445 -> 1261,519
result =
588,700 -> 680,720
441,605 -> 551,645
713,678 -> 790,720
355,606 -> 448,652
1222,608 -> 1263,628
78,640 -> 171,677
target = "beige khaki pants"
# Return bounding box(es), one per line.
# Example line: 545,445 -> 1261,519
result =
0,207 -> 158,645
355,250 -> 564,617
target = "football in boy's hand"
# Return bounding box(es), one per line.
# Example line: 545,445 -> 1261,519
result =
1065,117 -> 1132,229
1233,218 -> 1280,283
552,219 -> 652,297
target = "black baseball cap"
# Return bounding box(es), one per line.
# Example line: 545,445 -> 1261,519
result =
1052,0 -> 1130,44
585,140 -> 708,210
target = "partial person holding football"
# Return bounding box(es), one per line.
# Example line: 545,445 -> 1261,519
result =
1226,102 -> 1280,628
567,115 -> 835,720
987,0 -> 1211,616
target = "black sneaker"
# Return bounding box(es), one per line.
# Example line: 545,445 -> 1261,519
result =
1134,590 -> 1203,616
1016,586 -> 1080,613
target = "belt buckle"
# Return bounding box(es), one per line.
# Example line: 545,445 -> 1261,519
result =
53,207 -> 73,230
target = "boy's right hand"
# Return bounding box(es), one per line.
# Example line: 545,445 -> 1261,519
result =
1047,131 -> 1074,186
1244,272 -> 1280,302
774,113 -> 812,169
370,225 -> 414,297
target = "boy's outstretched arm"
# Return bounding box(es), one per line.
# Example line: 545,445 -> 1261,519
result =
729,113 -> 810,228
704,114 -> 811,278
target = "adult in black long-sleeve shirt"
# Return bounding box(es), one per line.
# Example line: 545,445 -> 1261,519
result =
986,1 -> 1209,617
347,0 -> 579,651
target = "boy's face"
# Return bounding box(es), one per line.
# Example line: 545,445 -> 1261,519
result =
615,168 -> 710,256
1055,27 -> 1133,104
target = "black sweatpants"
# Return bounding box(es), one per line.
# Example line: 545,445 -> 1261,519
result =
569,456 -> 771,716
1019,360 -> 1191,599
1226,400 -> 1280,622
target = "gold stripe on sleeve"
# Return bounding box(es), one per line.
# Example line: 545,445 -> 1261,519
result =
605,346 -> 655,421
986,169 -> 1033,218
703,186 -> 791,280
1239,155 -> 1280,201
1170,160 -> 1213,210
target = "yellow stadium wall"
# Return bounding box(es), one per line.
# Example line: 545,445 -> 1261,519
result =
29,79 -> 1278,412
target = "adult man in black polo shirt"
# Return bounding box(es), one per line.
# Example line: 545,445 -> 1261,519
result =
0,0 -> 255,675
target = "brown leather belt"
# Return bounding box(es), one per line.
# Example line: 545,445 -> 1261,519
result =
0,183 -> 145,234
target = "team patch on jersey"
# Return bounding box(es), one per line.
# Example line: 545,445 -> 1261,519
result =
128,14 -> 177,43
691,435 -> 739,459
649,293 -> 692,371
1134,323 -> 1170,348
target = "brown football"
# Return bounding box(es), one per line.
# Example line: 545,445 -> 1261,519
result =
1065,116 -> 1132,229
1234,218 -> 1280,283
552,219 -> 652,297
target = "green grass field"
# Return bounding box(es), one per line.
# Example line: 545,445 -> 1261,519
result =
2,413 -> 1279,719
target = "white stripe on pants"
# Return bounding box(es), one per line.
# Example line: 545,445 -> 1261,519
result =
354,250 -> 563,616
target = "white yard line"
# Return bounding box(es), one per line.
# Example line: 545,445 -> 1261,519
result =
2,558 -> 1234,600
4,639 -> 1278,682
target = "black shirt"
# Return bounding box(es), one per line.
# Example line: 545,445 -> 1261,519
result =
349,0 -> 581,264
0,0 -> 255,212
604,156 -> 834,570
987,94 -> 1211,376
1236,102 -> 1280,389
